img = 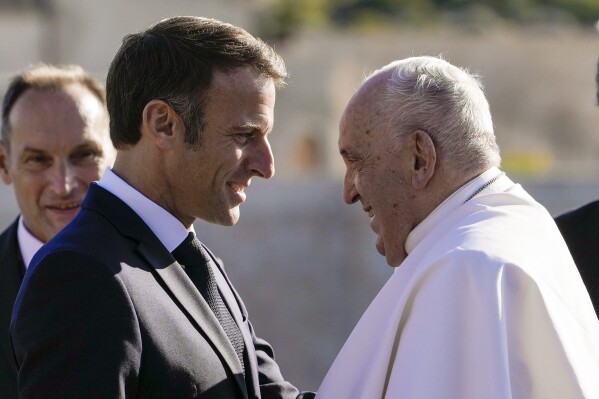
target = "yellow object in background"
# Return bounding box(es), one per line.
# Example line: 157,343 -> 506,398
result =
501,151 -> 553,178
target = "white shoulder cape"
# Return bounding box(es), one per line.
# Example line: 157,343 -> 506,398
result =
317,170 -> 599,399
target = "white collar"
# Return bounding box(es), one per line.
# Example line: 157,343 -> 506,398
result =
96,167 -> 192,252
405,167 -> 506,255
17,215 -> 44,269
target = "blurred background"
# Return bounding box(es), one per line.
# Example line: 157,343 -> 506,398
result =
1,0 -> 599,391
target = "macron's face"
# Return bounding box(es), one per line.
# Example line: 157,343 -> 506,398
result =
164,67 -> 277,228
0,84 -> 113,242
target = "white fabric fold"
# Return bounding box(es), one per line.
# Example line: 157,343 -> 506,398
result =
317,169 -> 599,399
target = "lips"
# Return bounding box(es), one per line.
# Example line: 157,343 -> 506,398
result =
228,182 -> 247,193
227,181 -> 249,203
46,201 -> 81,211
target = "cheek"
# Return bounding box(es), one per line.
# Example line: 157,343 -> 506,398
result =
75,164 -> 104,184
11,169 -> 44,189
12,175 -> 45,207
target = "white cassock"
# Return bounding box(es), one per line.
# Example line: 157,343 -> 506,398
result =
317,167 -> 599,399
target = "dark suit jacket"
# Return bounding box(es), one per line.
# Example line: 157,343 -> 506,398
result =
555,199 -> 599,318
0,219 -> 23,399
10,184 -> 309,398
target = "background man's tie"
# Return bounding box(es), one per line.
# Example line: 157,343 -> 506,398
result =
172,232 -> 245,373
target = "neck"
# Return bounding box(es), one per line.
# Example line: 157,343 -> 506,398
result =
416,164 -> 488,224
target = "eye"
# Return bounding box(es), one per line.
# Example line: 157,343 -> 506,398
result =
345,156 -> 361,169
23,154 -> 52,170
71,148 -> 100,164
234,133 -> 256,144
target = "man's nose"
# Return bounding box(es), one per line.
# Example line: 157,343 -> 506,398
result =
249,137 -> 275,179
49,161 -> 77,196
342,172 -> 359,204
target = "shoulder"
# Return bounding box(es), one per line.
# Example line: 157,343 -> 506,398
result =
421,208 -> 571,284
0,218 -> 22,272
0,218 -> 19,248
35,209 -> 133,268
555,199 -> 599,234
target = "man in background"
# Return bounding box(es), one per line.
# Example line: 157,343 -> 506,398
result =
554,59 -> 599,318
317,56 -> 599,398
11,16 -> 313,398
0,64 -> 115,398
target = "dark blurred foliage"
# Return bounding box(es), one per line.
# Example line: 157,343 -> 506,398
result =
0,0 -> 53,11
257,0 -> 599,41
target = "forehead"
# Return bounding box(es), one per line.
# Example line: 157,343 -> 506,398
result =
339,75 -> 388,152
204,67 -> 276,123
8,84 -> 108,150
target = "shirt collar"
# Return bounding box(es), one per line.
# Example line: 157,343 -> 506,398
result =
96,167 -> 192,252
404,167 -> 504,255
17,215 -> 44,269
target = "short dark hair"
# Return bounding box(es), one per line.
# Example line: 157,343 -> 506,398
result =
106,16 -> 288,149
1,64 -> 106,148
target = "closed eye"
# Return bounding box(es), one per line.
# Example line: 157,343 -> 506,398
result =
25,155 -> 51,166
22,153 -> 52,171
70,148 -> 101,164
234,133 -> 256,144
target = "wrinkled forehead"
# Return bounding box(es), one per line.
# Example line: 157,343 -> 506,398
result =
341,72 -> 390,133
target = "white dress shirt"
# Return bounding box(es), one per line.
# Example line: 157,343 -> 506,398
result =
17,216 -> 43,269
96,168 -> 191,251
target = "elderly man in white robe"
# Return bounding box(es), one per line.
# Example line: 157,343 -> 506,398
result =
317,56 -> 599,399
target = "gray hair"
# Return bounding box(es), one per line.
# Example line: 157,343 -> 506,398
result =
370,56 -> 500,172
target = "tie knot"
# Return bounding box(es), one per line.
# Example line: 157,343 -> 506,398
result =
172,232 -> 205,267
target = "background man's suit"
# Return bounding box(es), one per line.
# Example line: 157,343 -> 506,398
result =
555,199 -> 599,318
0,219 -> 22,398
10,184 -> 304,398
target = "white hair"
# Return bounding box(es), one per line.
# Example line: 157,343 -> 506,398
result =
368,56 -> 500,172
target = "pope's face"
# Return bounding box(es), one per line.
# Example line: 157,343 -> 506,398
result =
165,67 -> 276,227
0,84 -> 114,242
339,78 -> 417,267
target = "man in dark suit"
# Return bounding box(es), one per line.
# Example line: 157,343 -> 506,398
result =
555,59 -> 599,319
10,16 -> 313,398
0,64 -> 114,398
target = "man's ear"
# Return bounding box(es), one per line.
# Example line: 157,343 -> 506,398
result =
0,141 -> 12,185
409,130 -> 436,189
141,100 -> 185,150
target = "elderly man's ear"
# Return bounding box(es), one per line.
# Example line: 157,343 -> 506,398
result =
141,100 -> 186,150
408,130 -> 436,189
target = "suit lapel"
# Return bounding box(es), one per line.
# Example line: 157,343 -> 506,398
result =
137,243 -> 246,386
0,219 -> 25,371
83,184 -> 247,395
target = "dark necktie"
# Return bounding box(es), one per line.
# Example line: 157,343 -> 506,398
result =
172,232 -> 245,373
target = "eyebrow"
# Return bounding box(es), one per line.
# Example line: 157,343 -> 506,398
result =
21,147 -> 48,154
21,142 -> 101,154
232,122 -> 270,134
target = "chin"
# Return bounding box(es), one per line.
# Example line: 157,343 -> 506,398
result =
386,257 -> 402,268
385,250 -> 407,268
216,209 -> 240,227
